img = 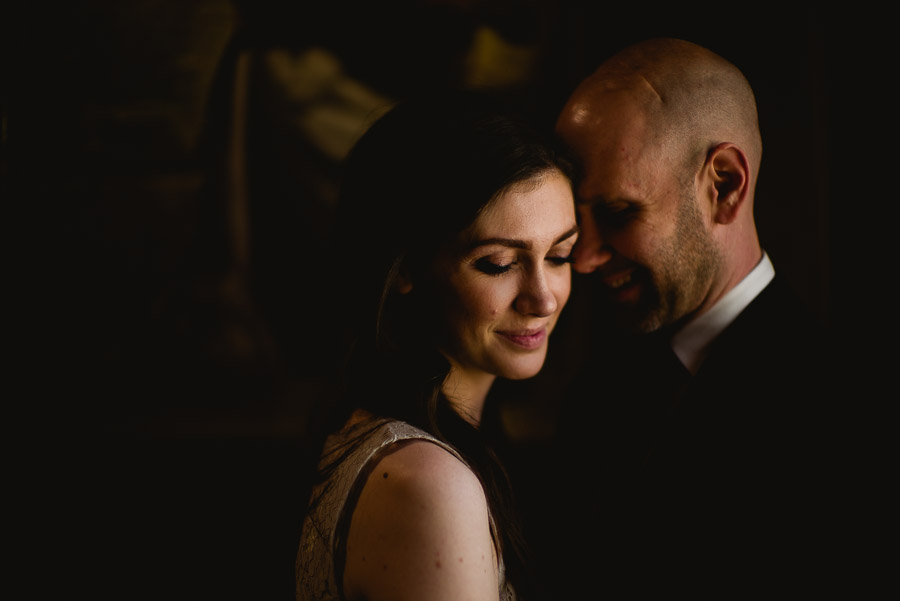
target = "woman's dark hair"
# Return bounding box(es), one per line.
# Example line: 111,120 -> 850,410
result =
307,88 -> 573,597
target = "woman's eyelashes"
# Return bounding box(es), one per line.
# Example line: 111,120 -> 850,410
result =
474,257 -> 514,275
547,255 -> 575,266
472,253 -> 573,276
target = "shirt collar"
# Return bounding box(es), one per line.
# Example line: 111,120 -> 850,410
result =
671,252 -> 775,375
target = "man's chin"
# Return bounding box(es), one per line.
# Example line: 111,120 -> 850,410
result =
582,274 -> 665,333
590,298 -> 661,335
618,309 -> 664,335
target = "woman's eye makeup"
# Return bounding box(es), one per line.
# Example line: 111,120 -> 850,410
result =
473,257 -> 515,275
472,252 -> 573,275
547,254 -> 574,266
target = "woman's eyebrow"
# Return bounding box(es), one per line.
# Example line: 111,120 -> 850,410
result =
467,237 -> 530,251
554,224 -> 581,245
465,224 -> 580,251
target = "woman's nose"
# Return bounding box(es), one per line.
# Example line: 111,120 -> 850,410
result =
515,267 -> 559,317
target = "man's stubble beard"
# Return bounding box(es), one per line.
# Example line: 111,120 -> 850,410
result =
631,188 -> 722,335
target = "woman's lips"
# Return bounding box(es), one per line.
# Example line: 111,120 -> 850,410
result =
496,328 -> 547,350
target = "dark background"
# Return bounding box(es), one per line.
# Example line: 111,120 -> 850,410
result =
7,1 -> 880,598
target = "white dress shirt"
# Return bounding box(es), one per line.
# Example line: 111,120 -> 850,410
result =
671,252 -> 775,375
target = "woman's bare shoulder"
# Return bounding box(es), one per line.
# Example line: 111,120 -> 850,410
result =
343,439 -> 499,601
373,438 -> 482,496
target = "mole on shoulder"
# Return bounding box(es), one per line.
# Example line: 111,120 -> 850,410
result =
383,472 -> 389,479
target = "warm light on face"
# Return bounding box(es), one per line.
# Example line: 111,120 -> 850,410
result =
559,93 -> 719,332
434,171 -> 578,384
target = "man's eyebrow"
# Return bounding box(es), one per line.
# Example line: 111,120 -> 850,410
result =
578,193 -> 610,205
465,224 -> 580,251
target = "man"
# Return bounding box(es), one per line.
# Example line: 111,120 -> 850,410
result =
530,38 -> 844,598
558,37 -> 770,346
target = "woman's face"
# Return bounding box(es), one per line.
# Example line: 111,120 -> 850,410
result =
433,170 -> 578,383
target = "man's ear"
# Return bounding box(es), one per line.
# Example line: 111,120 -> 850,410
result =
704,143 -> 751,225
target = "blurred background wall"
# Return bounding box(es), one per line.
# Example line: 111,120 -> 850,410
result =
7,1 -> 874,598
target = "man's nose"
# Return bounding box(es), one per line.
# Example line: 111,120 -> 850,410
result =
572,212 -> 612,273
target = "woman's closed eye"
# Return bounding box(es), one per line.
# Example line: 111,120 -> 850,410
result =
473,253 -> 573,276
547,255 -> 574,267
473,257 -> 515,275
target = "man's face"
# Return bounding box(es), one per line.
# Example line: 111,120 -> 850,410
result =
556,92 -> 721,333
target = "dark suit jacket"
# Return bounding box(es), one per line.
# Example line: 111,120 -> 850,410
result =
525,277 -> 851,598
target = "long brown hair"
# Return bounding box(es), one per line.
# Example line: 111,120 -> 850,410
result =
305,89 -> 573,597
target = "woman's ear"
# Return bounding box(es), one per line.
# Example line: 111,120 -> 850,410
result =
705,143 -> 751,225
395,274 -> 413,295
388,254 -> 413,295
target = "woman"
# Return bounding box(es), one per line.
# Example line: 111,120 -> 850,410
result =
297,90 -> 578,601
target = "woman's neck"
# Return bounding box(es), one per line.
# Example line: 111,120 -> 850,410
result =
441,364 -> 496,427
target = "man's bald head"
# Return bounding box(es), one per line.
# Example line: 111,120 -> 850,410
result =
566,38 -> 762,191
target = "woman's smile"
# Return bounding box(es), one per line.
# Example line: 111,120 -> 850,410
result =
434,170 -> 578,386
495,328 -> 547,350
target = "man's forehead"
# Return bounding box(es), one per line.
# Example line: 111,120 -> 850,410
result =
558,76 -> 676,204
587,70 -> 662,97
572,134 -> 675,209
567,111 -> 658,175
558,87 -> 656,151
567,71 -> 662,114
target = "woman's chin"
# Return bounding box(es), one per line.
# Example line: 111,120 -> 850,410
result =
496,355 -> 547,381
